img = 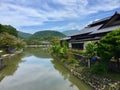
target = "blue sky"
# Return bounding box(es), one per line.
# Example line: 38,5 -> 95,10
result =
0,0 -> 120,34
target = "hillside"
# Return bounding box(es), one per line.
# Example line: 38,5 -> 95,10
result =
31,30 -> 66,40
62,30 -> 80,36
0,24 -> 18,37
27,30 -> 66,45
18,31 -> 32,40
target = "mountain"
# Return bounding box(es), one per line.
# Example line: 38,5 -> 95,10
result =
62,30 -> 80,36
26,30 -> 66,45
0,24 -> 18,37
31,30 -> 66,41
18,31 -> 32,40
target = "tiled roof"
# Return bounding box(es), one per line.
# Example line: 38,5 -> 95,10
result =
70,37 -> 101,42
89,17 -> 110,25
71,24 -> 102,36
91,25 -> 120,34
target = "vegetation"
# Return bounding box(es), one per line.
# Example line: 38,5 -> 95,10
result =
0,24 -> 18,37
26,39 -> 43,45
50,37 -> 77,64
27,30 -> 66,45
94,28 -> 120,73
0,32 -> 26,53
0,24 -> 26,54
18,31 -> 32,40
85,41 -> 97,59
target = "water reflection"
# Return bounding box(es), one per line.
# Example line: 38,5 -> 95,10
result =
0,53 -> 25,82
24,48 -> 51,58
0,48 -> 92,90
52,60 -> 93,90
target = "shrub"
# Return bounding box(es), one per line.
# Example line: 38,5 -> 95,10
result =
94,28 -> 120,73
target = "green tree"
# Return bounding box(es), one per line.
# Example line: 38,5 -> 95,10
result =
84,41 -> 97,68
0,24 -> 18,37
50,37 -> 61,56
85,41 -> 97,58
0,32 -> 26,52
50,37 -> 77,64
97,28 -> 120,72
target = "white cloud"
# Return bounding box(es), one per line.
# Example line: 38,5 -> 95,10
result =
88,0 -> 120,13
0,1 -> 79,28
0,3 -> 47,27
44,23 -> 82,32
0,0 -> 120,32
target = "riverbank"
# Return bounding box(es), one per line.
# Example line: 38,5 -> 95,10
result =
52,55 -> 120,90
65,64 -> 120,90
1,49 -> 23,58
0,49 -> 23,70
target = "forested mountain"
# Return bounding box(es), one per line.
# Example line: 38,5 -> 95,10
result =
18,31 -> 32,40
27,30 -> 66,45
0,24 -> 18,37
31,30 -> 66,40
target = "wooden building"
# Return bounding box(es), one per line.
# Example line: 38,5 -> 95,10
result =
69,12 -> 120,49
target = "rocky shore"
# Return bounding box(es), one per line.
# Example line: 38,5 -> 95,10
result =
63,63 -> 120,90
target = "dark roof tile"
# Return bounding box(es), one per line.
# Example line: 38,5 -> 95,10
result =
71,24 -> 102,36
91,25 -> 120,34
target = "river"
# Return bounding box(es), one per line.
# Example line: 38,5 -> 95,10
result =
0,48 -> 92,90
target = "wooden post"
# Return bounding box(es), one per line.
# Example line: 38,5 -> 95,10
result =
88,59 -> 91,68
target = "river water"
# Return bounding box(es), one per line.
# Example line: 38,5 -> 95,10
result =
0,48 -> 92,90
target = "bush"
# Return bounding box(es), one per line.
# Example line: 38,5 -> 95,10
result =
50,38 -> 78,64
94,28 -> 120,73
85,41 -> 97,58
0,32 -> 26,52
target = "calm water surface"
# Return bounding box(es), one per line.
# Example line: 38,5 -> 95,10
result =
0,48 -> 92,90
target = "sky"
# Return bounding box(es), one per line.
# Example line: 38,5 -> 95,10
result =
0,0 -> 120,34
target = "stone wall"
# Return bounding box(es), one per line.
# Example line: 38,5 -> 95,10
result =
64,63 -> 120,90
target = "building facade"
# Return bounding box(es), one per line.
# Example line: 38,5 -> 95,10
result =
69,12 -> 120,49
